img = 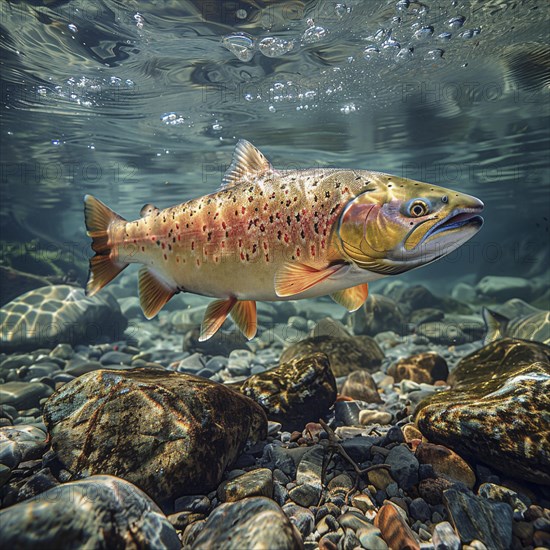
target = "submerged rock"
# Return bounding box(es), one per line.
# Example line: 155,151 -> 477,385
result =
192,496 -> 303,549
235,352 -> 336,432
349,293 -> 406,336
280,335 -> 384,377
43,368 -> 267,500
476,275 -> 532,301
0,285 -> 127,352
415,339 -> 550,484
388,352 -> 448,384
0,475 -> 180,549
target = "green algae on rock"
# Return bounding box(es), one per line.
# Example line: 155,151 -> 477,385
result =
43,368 -> 267,501
415,339 -> 550,485
279,335 -> 384,377
234,352 -> 336,432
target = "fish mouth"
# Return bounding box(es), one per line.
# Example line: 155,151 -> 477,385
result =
424,208 -> 484,242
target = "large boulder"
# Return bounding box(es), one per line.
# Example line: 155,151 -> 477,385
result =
415,339 -> 550,484
0,475 -> 180,549
0,285 -> 127,352
43,368 -> 267,501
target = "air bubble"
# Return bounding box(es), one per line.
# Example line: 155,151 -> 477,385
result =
236,9 -> 247,20
340,103 -> 356,114
438,32 -> 452,41
335,3 -> 351,18
414,26 -> 434,41
448,16 -> 465,29
363,45 -> 380,59
396,47 -> 414,61
382,38 -> 400,50
425,49 -> 444,59
221,33 -> 256,62
68,24 -> 78,33
459,28 -> 481,39
258,37 -> 294,58
302,23 -> 328,44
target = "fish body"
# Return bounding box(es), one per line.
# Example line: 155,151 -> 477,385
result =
85,140 -> 484,340
483,308 -> 550,345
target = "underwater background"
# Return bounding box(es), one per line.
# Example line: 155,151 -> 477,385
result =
0,1 -> 549,549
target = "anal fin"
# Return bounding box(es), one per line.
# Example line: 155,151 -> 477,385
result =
275,262 -> 345,297
331,283 -> 369,312
138,267 -> 176,319
199,297 -> 237,341
230,300 -> 257,340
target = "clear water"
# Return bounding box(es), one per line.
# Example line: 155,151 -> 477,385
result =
1,0 -> 549,296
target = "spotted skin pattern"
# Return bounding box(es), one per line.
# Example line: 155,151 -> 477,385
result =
112,168 -> 372,301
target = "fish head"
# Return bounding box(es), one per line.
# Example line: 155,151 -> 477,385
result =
337,174 -> 484,275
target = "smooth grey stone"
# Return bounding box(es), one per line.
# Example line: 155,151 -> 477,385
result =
204,356 -> 228,373
176,352 -> 205,372
49,343 -> 74,360
289,446 -> 324,507
282,503 -> 315,537
192,496 -> 302,550
0,439 -> 22,469
340,436 -> 378,463
16,467 -> 59,502
99,351 -> 133,365
261,443 -> 297,478
0,355 -> 34,370
385,444 -> 419,490
174,494 -> 210,514
0,425 -> 47,462
410,497 -> 431,522
0,382 -> 53,409
443,489 -> 513,549
334,400 -> 361,426
0,475 -> 180,549
432,520 -> 461,550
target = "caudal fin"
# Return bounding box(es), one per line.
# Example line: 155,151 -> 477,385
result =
84,195 -> 128,296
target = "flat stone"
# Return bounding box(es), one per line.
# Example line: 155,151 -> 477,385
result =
415,339 -> 550,484
0,475 -> 180,549
289,445 -> 324,507
236,352 -> 336,432
99,351 -> 133,365
432,521 -> 461,550
443,488 -> 513,548
217,468 -> 273,502
476,276 -> 532,301
375,503 -> 419,550
360,410 -> 392,426
340,370 -> 382,403
192,496 -> 303,550
0,381 -> 53,409
43,368 -> 267,501
0,425 -> 47,462
340,436 -> 377,463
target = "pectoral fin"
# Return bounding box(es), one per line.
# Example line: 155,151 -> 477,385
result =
482,307 -> 507,344
138,267 -> 176,319
230,300 -> 257,340
199,297 -> 237,341
331,283 -> 369,312
275,262 -> 345,297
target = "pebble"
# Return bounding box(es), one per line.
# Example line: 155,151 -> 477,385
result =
191,496 -> 303,549
282,503 -> 315,537
217,468 -> 273,502
386,444 -> 419,490
289,446 -> 324,507
0,382 -> 53,409
360,410 -> 392,426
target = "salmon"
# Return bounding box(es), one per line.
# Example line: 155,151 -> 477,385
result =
84,140 -> 484,340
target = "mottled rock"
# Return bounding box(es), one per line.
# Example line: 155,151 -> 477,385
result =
0,475 -> 180,549
443,488 -> 513,548
340,370 -> 382,403
43,368 -> 267,500
280,335 -> 384,377
0,425 -> 47,462
360,410 -> 392,426
236,352 -> 336,432
217,468 -> 273,502
0,381 -> 53,409
388,352 -> 449,384
477,483 -> 528,519
415,339 -> 550,484
415,442 -> 475,489
0,285 -> 127,352
192,496 -> 303,549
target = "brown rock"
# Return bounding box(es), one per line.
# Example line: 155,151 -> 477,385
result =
418,477 -> 455,505
388,352 -> 449,384
235,352 -> 336,432
280,335 -> 384,377
375,503 -> 420,550
43,368 -> 267,501
340,370 -> 382,403
415,442 -> 475,489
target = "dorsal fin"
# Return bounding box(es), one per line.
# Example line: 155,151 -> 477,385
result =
221,139 -> 273,189
140,204 -> 159,217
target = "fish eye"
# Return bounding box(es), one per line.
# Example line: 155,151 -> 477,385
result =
441,195 -> 448,203
408,199 -> 429,217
